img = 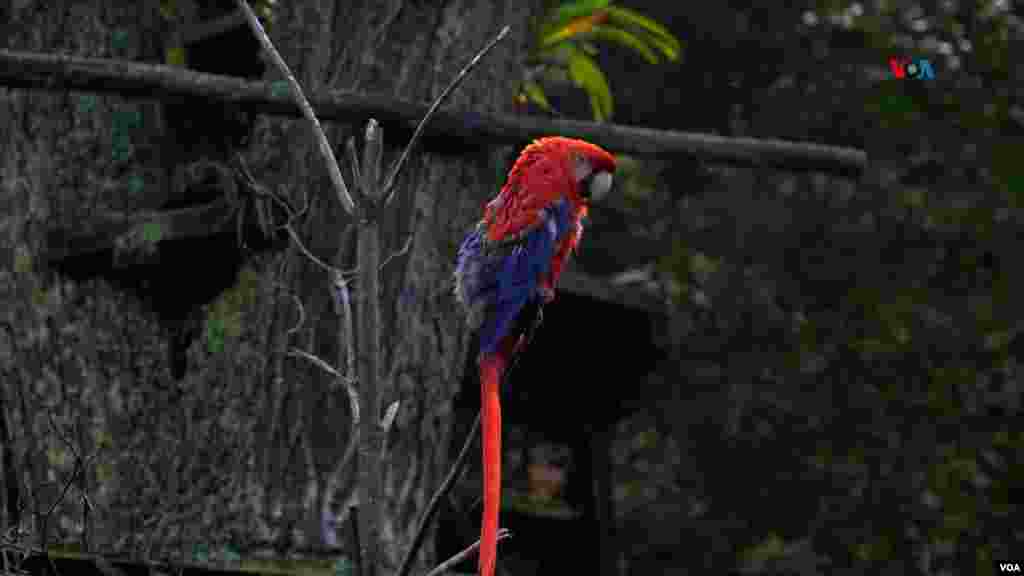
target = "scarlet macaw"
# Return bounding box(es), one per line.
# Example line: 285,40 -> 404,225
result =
453,137 -> 616,576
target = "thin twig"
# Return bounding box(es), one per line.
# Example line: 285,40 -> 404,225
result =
233,152 -> 302,231
41,452 -> 95,529
40,411 -> 96,544
288,346 -> 362,479
382,26 -> 511,204
361,119 -> 384,201
423,529 -> 511,576
380,234 -> 414,272
332,264 -> 359,483
285,226 -> 336,274
282,289 -> 305,337
349,505 -> 362,576
287,348 -> 361,427
347,137 -> 363,203
396,412 -> 481,576
234,0 -> 357,215
333,270 -> 357,392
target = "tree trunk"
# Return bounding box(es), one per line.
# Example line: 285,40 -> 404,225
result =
1,0 -> 539,569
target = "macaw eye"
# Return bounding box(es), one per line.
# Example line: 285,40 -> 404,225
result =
581,171 -> 613,201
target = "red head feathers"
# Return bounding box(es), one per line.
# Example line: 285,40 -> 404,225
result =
483,137 -> 616,243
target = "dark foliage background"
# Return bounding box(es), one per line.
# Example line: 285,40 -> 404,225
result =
584,1 -> 1021,575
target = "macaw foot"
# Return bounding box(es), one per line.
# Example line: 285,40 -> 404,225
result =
539,285 -> 555,304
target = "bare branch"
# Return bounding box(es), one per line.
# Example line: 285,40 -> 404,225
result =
40,452 -> 96,539
233,0 -> 357,215
362,120 -> 384,201
288,348 -> 361,425
347,137 -> 363,203
232,152 -> 304,231
288,348 -> 345,380
284,226 -> 336,275
396,412 -> 481,576
0,49 -> 867,177
278,285 -> 305,337
349,506 -> 362,576
382,26 -> 511,204
380,234 -> 414,272
44,198 -> 235,263
332,269 -> 360,494
423,528 -> 511,576
333,269 -> 357,386
380,401 -> 400,435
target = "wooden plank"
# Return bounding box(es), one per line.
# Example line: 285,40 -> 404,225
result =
44,198 -> 235,263
0,50 -> 867,177
560,266 -> 664,314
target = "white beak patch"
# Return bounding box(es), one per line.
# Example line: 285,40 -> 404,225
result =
589,171 -> 613,201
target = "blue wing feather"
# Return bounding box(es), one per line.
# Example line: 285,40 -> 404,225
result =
454,200 -> 573,355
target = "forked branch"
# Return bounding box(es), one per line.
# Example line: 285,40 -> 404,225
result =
234,0 -> 357,215
236,3 -> 511,574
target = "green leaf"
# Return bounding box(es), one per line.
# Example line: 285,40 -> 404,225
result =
742,532 -> 786,562
522,80 -> 553,111
78,95 -> 98,114
588,25 -> 661,64
111,29 -> 130,51
220,545 -> 241,564
142,222 -> 163,243
333,557 -> 355,576
255,0 -> 278,24
93,429 -> 114,450
541,65 -> 571,85
13,245 -> 33,274
270,80 -> 291,99
95,462 -> 114,483
192,543 -> 210,564
111,138 -> 133,162
991,141 -> 1024,208
566,46 -> 613,121
605,5 -> 681,60
159,0 -> 178,20
553,0 -> 611,26
127,174 -> 145,195
880,93 -> 916,116
643,33 -> 682,62
541,10 -> 611,47
206,317 -> 226,354
166,46 -> 186,67
690,252 -> 719,275
900,187 -> 926,208
47,446 -> 68,467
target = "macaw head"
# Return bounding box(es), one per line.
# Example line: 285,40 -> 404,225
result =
565,138 -> 617,206
506,136 -> 617,209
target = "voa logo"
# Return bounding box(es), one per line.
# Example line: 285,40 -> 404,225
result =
889,57 -> 935,80
1000,562 -> 1022,572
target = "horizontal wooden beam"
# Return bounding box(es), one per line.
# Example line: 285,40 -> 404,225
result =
560,266 -> 665,314
0,49 -> 867,178
42,201 -> 667,314
44,198 -> 235,265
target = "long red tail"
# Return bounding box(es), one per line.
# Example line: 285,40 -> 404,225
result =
478,355 -> 505,576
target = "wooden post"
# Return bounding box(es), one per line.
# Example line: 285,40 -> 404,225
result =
356,119 -> 384,576
591,424 -> 617,576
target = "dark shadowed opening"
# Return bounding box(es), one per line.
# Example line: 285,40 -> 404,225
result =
440,291 -> 664,576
